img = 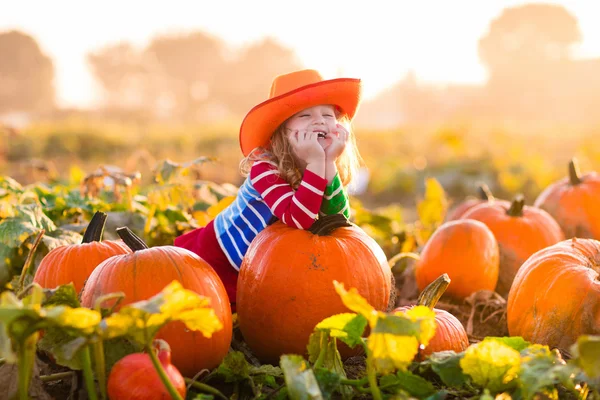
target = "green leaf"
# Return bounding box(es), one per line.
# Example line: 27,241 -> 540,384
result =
216,351 -> 251,382
379,370 -> 435,397
280,355 -> 323,400
15,204 -> 56,233
0,218 -> 39,247
314,313 -> 367,348
155,160 -> 181,184
41,229 -> 83,253
249,364 -> 284,377
37,327 -> 84,370
459,338 -> 520,393
424,351 -> 467,388
42,283 -> 81,308
45,306 -> 101,335
313,368 -> 341,399
0,176 -> 24,194
571,335 -> 600,379
487,336 -> 531,352
518,344 -> 579,400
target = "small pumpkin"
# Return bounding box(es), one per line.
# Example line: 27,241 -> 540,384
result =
447,183 -> 502,221
80,227 -> 232,377
507,237 -> 600,350
394,273 -> 469,359
33,211 -> 131,293
461,195 -> 564,297
415,219 -> 499,299
534,158 -> 600,239
107,339 -> 186,400
236,214 -> 392,364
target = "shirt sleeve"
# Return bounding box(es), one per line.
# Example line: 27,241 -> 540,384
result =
319,172 -> 350,218
249,161 -> 327,229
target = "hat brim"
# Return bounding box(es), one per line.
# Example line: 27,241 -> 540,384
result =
239,78 -> 362,156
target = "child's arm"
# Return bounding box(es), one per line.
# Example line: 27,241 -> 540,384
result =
250,161 -> 327,229
320,172 -> 350,218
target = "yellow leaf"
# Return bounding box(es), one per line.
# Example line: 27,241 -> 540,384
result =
417,178 -> 448,242
192,210 -> 212,227
368,333 -> 419,374
176,308 -> 223,338
333,281 -> 379,326
45,306 -> 102,335
459,338 -> 521,393
207,196 -> 235,218
402,306 -> 437,347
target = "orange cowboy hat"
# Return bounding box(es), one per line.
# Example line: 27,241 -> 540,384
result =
239,69 -> 362,156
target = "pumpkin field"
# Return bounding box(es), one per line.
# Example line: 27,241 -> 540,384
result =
3,127 -> 600,400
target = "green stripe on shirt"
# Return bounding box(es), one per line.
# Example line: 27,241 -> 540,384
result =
320,173 -> 350,218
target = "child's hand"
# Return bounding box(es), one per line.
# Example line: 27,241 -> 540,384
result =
325,124 -> 349,160
288,129 -> 325,164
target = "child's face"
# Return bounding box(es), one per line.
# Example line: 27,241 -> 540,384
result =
284,105 -> 338,150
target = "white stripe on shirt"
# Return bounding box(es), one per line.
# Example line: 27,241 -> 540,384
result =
301,180 -> 325,196
325,185 -> 343,200
271,192 -> 293,212
293,196 -> 318,219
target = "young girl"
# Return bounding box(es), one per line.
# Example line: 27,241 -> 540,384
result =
174,69 -> 363,311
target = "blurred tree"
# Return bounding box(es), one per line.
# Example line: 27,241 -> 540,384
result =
0,30 -> 55,114
212,37 -> 303,116
478,4 -> 581,118
144,31 -> 226,120
88,43 -> 153,110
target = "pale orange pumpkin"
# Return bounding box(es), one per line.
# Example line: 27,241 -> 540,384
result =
534,158 -> 600,239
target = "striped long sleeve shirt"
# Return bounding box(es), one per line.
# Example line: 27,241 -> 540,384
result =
213,160 -> 350,270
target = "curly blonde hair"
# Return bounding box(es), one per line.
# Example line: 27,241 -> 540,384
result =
240,114 -> 363,190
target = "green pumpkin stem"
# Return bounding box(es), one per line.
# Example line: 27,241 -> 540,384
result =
308,214 -> 352,236
82,211 -> 108,243
477,183 -> 494,201
417,273 -> 450,309
569,158 -> 582,186
116,227 -> 149,251
506,195 -> 525,217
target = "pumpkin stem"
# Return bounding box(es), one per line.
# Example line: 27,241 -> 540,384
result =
477,183 -> 494,201
308,214 -> 352,236
417,273 -> 451,309
116,227 -> 149,251
506,195 -> 525,217
569,158 -> 582,186
82,211 -> 108,243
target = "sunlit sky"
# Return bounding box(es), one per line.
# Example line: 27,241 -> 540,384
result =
2,0 -> 600,108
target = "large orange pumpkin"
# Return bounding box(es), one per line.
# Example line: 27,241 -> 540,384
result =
394,273 -> 469,359
236,214 -> 392,364
415,219 -> 499,299
446,183 -> 503,221
507,238 -> 600,350
461,195 -> 564,297
534,158 -> 600,239
80,227 -> 232,377
33,211 -> 131,293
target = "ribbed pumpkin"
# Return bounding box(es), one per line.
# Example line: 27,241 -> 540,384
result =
33,211 -> 131,293
394,274 -> 469,359
447,183 -> 502,221
534,158 -> 600,239
415,219 -> 499,299
236,214 -> 392,364
507,238 -> 600,350
461,195 -> 565,297
80,227 -> 232,377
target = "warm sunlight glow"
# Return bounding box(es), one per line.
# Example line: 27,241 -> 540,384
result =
2,0 -> 600,108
